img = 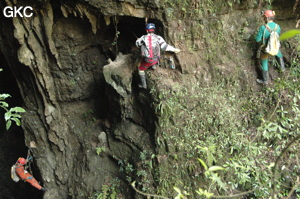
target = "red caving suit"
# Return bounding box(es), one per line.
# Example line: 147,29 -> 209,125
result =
15,163 -> 42,190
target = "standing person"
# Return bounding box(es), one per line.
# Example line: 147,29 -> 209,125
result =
255,10 -> 285,84
136,23 -> 180,89
14,157 -> 47,191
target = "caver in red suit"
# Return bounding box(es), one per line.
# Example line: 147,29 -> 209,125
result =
15,157 -> 47,191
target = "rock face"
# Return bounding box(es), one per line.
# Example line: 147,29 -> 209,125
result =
0,1 -> 157,198
0,0 -> 298,198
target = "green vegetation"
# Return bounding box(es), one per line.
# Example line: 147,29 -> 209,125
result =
96,60 -> 299,198
162,0 -> 273,20
91,2 -> 299,198
148,63 -> 299,198
280,29 -> 300,50
89,181 -> 120,199
91,43 -> 299,199
101,61 -> 298,198
0,69 -> 25,130
96,146 -> 106,156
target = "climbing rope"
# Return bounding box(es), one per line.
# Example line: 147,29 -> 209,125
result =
25,148 -> 33,173
25,148 -> 42,182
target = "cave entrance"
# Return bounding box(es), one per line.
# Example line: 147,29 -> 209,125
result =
107,16 -> 164,57
92,16 -> 165,121
0,58 -> 43,199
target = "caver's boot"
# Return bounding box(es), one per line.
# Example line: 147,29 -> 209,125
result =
152,64 -> 157,70
276,56 -> 285,72
138,70 -> 147,89
256,70 -> 268,84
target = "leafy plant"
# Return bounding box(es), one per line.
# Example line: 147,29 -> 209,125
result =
96,146 -> 106,156
280,29 -> 300,50
0,93 -> 25,130
145,63 -> 300,198
89,184 -> 119,199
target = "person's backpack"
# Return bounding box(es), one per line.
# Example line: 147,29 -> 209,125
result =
11,164 -> 20,182
141,34 -> 160,63
264,24 -> 280,56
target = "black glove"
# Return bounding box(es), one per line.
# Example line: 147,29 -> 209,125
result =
41,187 -> 47,192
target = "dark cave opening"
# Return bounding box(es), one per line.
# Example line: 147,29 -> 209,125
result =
0,59 -> 43,199
1,2 -> 164,196
115,16 -> 165,55
113,16 -> 162,141
89,15 -> 165,122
